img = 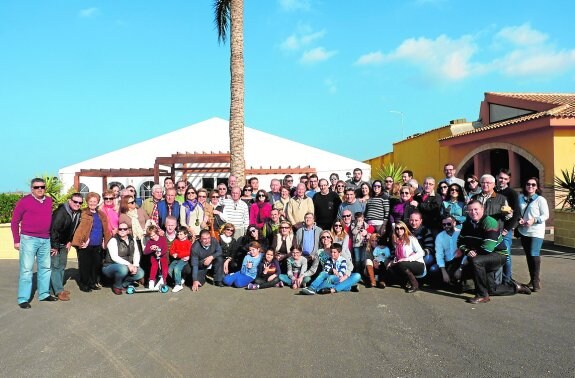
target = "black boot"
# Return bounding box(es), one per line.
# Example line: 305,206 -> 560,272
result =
525,254 -> 535,287
532,256 -> 541,291
404,270 -> 419,293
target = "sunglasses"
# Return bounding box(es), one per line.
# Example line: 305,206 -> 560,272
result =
467,179 -> 476,183
442,223 -> 453,226
177,186 -> 186,190
286,179 -> 293,183
395,227 -> 405,231
118,228 -> 129,231
342,214 -> 351,218
401,192 -> 410,195
104,197 -> 114,200
198,195 -> 207,198
128,201 -> 135,204
372,185 -> 381,188
336,185 -> 345,188
187,191 -> 196,195
249,229 -> 257,233
258,194 -> 266,198
449,188 -> 459,192
385,180 -> 393,183
225,228 -> 235,232
211,195 -> 219,198
33,185 -> 46,189
333,224 -> 342,227
218,187 -> 227,191
280,226 -> 290,230
526,183 -> 537,187
320,236 -> 332,239
244,189 -> 252,192
72,200 -> 83,205
439,186 -> 448,189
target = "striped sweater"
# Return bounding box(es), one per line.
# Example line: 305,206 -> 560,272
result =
457,215 -> 507,256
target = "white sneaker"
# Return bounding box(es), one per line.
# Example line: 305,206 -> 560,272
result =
148,280 -> 155,289
180,278 -> 185,285
172,285 -> 183,293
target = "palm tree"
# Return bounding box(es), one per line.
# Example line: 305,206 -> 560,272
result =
214,0 -> 245,187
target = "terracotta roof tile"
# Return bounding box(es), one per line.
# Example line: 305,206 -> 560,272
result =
439,92 -> 575,141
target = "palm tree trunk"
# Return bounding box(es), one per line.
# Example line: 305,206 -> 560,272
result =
229,0 -> 245,187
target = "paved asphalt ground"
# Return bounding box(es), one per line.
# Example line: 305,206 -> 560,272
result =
0,241 -> 574,377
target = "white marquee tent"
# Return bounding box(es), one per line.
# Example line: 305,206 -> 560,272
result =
59,117 -> 371,196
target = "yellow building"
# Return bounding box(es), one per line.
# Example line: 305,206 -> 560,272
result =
366,92 -> 575,214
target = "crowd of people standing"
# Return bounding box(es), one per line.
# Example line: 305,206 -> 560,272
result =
11,164 -> 549,309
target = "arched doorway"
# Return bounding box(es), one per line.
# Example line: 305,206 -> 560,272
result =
457,143 -> 544,188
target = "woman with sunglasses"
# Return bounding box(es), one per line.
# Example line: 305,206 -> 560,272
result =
385,221 -> 425,293
364,179 -> 390,234
72,192 -> 112,292
330,219 -> 349,245
388,185 -> 418,234
119,195 -> 149,253
441,184 -> 466,226
329,173 -> 339,192
250,190 -> 272,229
436,182 -> 449,202
209,190 -> 225,237
464,174 -> 481,203
271,220 -> 295,270
240,186 -> 254,206
100,189 -> 119,236
102,222 -> 144,295
335,180 -> 347,201
220,223 -> 241,274
180,185 -> 204,241
516,178 -> 548,292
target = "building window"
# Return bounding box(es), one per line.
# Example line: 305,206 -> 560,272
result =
79,183 -> 89,198
202,178 -> 215,190
140,181 -> 155,200
108,181 -> 124,191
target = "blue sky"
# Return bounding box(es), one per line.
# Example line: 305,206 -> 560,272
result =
1,0 -> 574,193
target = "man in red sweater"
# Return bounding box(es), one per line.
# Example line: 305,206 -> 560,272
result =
11,178 -> 56,309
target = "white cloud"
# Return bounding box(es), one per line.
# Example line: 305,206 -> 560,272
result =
355,51 -> 385,65
280,29 -> 326,51
300,47 -> 337,64
496,23 -> 548,46
279,0 -> 311,12
382,34 -> 478,80
492,49 -> 575,77
324,78 -> 337,94
78,7 -> 100,18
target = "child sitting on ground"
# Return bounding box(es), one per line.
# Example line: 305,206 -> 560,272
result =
301,243 -> 349,295
247,249 -> 282,290
365,233 -> 391,288
279,247 -> 310,289
169,226 -> 192,293
223,241 -> 263,288
143,225 -> 168,289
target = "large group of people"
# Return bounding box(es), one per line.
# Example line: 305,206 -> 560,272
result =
11,165 -> 549,309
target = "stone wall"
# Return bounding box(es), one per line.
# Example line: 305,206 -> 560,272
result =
554,210 -> 575,248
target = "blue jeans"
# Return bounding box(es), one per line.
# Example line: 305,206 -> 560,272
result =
502,231 -> 513,283
310,271 -> 361,292
50,246 -> 69,295
520,236 -> 543,257
18,235 -> 51,303
102,264 -> 144,289
279,274 -> 311,286
223,272 -> 254,288
168,259 -> 188,284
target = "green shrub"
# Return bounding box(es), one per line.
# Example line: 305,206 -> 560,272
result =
0,193 -> 24,223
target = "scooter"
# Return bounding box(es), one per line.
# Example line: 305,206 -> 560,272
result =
126,252 -> 169,294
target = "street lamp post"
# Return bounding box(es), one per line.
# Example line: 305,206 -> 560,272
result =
389,110 -> 404,140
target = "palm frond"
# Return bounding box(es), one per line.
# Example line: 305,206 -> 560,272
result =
214,0 -> 231,44
553,166 -> 575,211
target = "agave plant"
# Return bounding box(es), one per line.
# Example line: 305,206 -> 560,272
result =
554,166 -> 575,211
372,162 -> 407,183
